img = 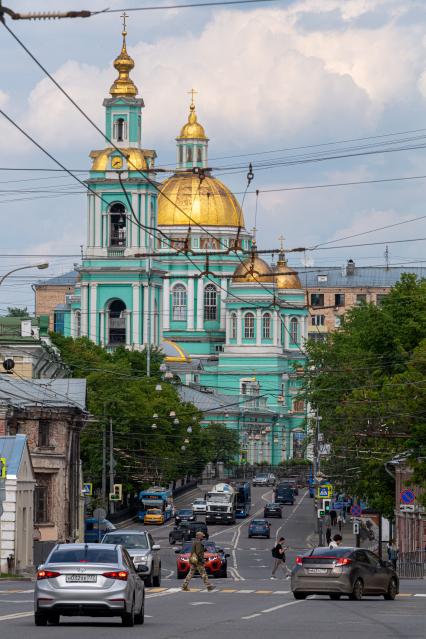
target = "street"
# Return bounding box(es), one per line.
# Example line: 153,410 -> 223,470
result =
0,487 -> 425,638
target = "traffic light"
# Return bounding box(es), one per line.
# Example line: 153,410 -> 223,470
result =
110,483 -> 122,502
323,499 -> 331,512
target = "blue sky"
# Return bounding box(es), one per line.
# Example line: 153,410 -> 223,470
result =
2,0 -> 426,310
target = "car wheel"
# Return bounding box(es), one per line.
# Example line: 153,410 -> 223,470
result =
144,573 -> 153,587
122,601 -> 135,627
349,578 -> 364,601
384,578 -> 397,601
329,594 -> 341,600
293,592 -> 307,600
153,567 -> 161,588
34,612 -> 48,626
134,597 -> 145,625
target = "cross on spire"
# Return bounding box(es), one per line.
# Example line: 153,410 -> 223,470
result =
251,226 -> 257,244
278,234 -> 285,251
188,88 -> 198,107
121,11 -> 129,33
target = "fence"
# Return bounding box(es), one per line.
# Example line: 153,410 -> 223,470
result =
398,550 -> 425,579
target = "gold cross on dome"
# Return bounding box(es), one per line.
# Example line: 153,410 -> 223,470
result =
188,88 -> 198,106
278,234 -> 285,251
121,11 -> 129,32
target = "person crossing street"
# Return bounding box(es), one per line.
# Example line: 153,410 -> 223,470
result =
271,537 -> 291,579
182,531 -> 215,591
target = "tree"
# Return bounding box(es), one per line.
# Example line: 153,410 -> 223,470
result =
6,306 -> 30,317
201,422 -> 240,471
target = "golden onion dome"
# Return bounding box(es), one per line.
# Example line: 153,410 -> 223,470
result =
90,148 -> 148,171
109,29 -> 138,97
178,103 -> 207,140
274,252 -> 302,289
161,339 -> 191,363
233,252 -> 274,283
158,173 -> 244,227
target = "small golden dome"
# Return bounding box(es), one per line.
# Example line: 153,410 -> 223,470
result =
90,148 -> 148,171
110,30 -> 138,97
274,252 -> 302,289
158,173 -> 244,227
233,253 -> 274,283
178,103 -> 207,140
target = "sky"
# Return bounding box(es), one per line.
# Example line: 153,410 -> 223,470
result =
2,0 -> 426,311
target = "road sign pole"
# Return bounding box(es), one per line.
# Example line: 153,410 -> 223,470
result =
318,517 -> 324,547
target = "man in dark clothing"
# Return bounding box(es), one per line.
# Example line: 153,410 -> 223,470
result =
326,527 -> 332,546
271,536 -> 290,578
330,509 -> 337,526
182,531 -> 214,591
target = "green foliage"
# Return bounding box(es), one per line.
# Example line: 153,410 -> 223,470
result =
305,275 -> 426,517
7,306 -> 30,317
200,422 -> 240,466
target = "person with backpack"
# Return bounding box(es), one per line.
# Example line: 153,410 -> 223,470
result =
271,536 -> 290,579
182,531 -> 215,591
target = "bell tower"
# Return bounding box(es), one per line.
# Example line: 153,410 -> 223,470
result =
176,90 -> 209,171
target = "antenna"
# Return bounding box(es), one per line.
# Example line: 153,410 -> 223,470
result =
384,244 -> 389,270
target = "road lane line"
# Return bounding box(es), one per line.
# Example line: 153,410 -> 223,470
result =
261,600 -> 303,613
237,590 -> 255,593
414,594 -> 426,597
242,613 -> 262,619
0,611 -> 34,622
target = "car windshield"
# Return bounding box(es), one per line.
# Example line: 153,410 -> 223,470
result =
49,548 -> 118,564
311,548 -> 351,557
102,533 -> 148,549
181,542 -> 216,553
256,474 -> 268,479
266,503 -> 278,507
147,509 -> 161,514
194,499 -> 205,504
252,520 -> 267,525
178,510 -> 192,515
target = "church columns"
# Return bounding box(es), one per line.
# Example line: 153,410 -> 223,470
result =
196,278 -> 204,331
89,284 -> 98,341
284,315 -> 289,349
100,310 -> 105,345
132,283 -> 140,345
274,311 -> 280,346
256,308 -> 262,345
163,279 -> 170,332
236,309 -> 242,345
125,311 -> 131,347
80,284 -> 89,337
143,284 -> 149,344
187,278 -> 195,330
225,310 -> 230,344
220,278 -> 227,330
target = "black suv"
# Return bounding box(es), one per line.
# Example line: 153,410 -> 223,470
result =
169,521 -> 209,545
264,502 -> 283,518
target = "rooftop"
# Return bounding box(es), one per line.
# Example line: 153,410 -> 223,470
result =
296,264 -> 426,289
0,378 -> 87,411
0,434 -> 28,476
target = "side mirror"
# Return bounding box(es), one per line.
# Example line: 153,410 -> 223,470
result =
152,544 -> 161,551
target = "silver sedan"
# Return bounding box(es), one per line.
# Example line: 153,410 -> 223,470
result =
34,543 -> 145,626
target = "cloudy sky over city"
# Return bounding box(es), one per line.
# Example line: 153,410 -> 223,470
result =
2,0 -> 426,309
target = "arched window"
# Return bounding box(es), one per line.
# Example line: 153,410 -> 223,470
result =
204,284 -> 217,320
197,148 -> 202,163
262,312 -> 271,339
244,312 -> 255,339
179,146 -> 183,164
108,299 -> 126,345
290,317 -> 299,345
75,311 -> 81,338
186,146 -> 193,163
230,312 -> 237,339
115,118 -> 126,142
110,202 -> 126,246
172,284 -> 187,321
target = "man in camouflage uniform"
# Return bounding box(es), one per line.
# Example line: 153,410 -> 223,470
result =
182,531 -> 215,591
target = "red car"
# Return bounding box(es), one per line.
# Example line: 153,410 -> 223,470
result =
175,541 -> 229,579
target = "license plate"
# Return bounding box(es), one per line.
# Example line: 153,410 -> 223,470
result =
66,575 -> 97,583
308,568 -> 328,574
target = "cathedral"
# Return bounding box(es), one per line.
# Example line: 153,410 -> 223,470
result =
60,25 -> 308,463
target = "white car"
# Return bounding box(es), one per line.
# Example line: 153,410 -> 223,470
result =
192,498 -> 207,514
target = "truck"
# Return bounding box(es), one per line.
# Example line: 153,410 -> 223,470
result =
138,486 -> 174,522
235,481 -> 251,518
205,482 -> 236,524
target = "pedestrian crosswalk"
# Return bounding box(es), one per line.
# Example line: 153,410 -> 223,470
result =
146,586 -> 426,598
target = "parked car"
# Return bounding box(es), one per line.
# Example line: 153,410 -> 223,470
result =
263,502 -> 283,518
175,508 -> 196,524
169,521 -> 209,545
192,498 -> 207,514
252,473 -> 276,487
291,547 -> 399,600
34,543 -> 145,627
175,541 -> 230,579
248,518 -> 271,538
84,517 -> 116,543
101,529 -> 161,587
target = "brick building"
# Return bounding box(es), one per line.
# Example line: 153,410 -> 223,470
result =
34,271 -> 79,332
0,378 -> 87,543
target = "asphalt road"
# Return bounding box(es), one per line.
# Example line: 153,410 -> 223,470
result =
0,486 -> 425,637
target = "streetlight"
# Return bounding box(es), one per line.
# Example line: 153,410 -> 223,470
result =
0,262 -> 49,286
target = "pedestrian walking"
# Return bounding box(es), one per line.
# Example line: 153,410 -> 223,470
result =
271,537 -> 291,579
182,531 -> 215,591
330,509 -> 337,527
326,527 -> 332,546
337,513 -> 343,532
329,534 -> 343,549
387,540 -> 399,570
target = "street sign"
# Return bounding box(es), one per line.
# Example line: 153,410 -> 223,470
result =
317,508 -> 325,518
0,457 -> 6,478
399,504 -> 415,512
317,484 -> 332,499
400,489 -> 415,505
350,504 -> 362,517
93,507 -> 106,521
353,521 -> 360,535
82,483 -> 93,496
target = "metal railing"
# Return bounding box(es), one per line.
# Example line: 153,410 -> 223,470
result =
398,550 -> 425,579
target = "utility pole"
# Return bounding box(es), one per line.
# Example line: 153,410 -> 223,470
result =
101,425 -> 106,507
109,416 -> 114,514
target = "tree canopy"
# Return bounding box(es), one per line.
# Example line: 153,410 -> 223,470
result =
6,306 -> 30,317
304,275 -> 426,517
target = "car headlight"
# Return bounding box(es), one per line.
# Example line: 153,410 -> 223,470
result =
134,556 -> 148,563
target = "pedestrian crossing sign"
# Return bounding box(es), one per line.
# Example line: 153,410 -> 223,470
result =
317,484 -> 332,498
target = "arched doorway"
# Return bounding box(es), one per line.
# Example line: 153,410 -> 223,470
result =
110,203 -> 127,247
108,299 -> 126,345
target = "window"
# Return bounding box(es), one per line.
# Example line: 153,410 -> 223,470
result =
75,311 -> 81,337
356,294 -> 367,305
310,293 -> 324,307
34,476 -> 51,523
172,284 -> 187,321
116,118 -> 126,141
244,312 -> 255,339
308,332 -> 327,342
171,238 -> 186,249
241,380 -> 259,396
262,313 -> 271,339
292,399 -> 305,412
179,146 -> 183,164
290,317 -> 299,345
204,285 -> 217,320
187,146 -> 193,162
200,238 -> 219,249
110,202 -> 126,247
197,148 -> 202,163
230,312 -> 237,339
376,294 -> 387,305
311,314 -> 325,326
53,311 -> 65,334
38,420 -> 51,447
335,293 -> 345,307
334,315 -> 341,328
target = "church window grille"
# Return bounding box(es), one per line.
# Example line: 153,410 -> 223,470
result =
262,313 -> 271,339
230,312 -> 237,339
115,118 -> 127,142
172,284 -> 187,321
290,317 -> 299,345
108,299 -> 126,345
110,203 -> 127,247
244,312 -> 255,339
204,285 -> 217,320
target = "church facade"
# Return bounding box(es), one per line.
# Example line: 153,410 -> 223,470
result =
58,27 -> 308,463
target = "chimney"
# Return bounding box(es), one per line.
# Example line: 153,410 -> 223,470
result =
346,259 -> 355,276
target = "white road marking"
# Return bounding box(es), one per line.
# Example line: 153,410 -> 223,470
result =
414,594 -> 426,597
190,601 -> 214,606
0,611 -> 34,622
273,590 -> 290,594
237,590 -> 255,594
242,613 -> 262,620
261,600 -> 303,614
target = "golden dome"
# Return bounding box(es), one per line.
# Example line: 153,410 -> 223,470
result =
274,252 -> 302,289
233,253 -> 274,283
90,148 -> 148,171
158,173 -> 244,227
110,29 -> 138,97
178,103 -> 207,140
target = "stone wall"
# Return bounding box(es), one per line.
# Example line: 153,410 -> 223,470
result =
35,285 -> 75,331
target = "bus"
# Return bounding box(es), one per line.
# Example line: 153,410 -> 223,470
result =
235,481 -> 251,518
138,486 -> 174,522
